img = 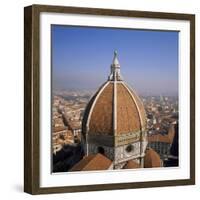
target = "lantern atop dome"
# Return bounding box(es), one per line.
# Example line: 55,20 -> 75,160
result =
108,51 -> 123,81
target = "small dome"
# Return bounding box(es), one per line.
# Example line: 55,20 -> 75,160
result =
123,160 -> 141,169
144,148 -> 162,168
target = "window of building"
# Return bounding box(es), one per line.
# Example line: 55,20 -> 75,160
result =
97,146 -> 105,155
125,144 -> 134,153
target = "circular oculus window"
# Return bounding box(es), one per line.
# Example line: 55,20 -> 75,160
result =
125,144 -> 134,153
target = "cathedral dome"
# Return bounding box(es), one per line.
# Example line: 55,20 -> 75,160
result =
82,51 -> 146,138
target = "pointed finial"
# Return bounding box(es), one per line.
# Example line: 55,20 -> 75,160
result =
108,50 -> 123,81
112,50 -> 119,66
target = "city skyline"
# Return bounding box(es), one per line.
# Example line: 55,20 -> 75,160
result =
52,25 -> 178,96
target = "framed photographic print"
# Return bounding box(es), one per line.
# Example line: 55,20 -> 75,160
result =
24,4 -> 195,194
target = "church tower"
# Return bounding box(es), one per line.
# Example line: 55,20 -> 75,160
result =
82,51 -> 148,169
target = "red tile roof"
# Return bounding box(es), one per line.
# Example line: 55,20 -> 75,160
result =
148,134 -> 171,143
70,153 -> 112,171
53,126 -> 66,133
148,125 -> 175,144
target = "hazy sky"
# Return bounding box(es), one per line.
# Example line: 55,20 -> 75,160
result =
52,25 -> 178,96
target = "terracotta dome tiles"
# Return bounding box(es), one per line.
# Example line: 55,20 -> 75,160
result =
124,83 -> 147,128
88,83 -> 114,135
116,83 -> 141,134
83,81 -> 146,136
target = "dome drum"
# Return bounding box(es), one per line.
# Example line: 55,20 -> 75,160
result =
87,134 -> 115,147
